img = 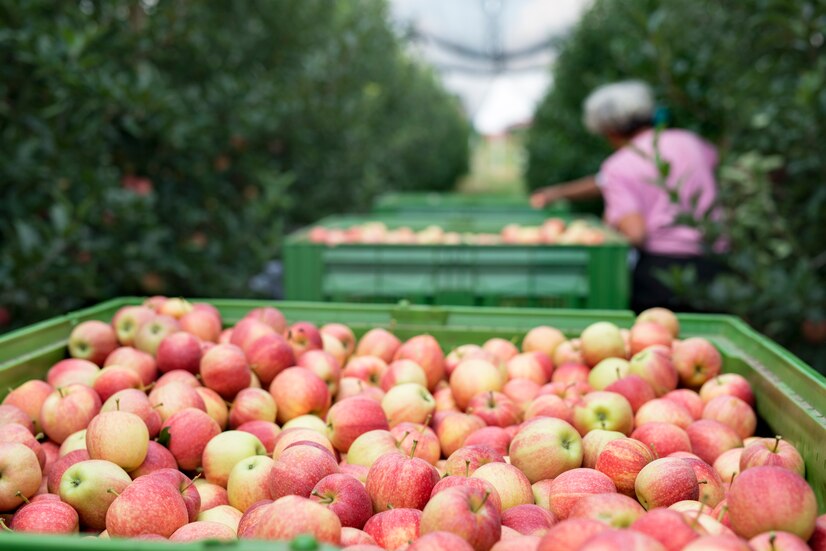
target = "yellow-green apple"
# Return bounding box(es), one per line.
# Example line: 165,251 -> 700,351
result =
629,321 -> 674,355
10,495 -> 79,534
685,419 -> 743,465
548,468 -> 616,519
636,307 -> 680,338
310,473 -> 373,529
237,420 -> 280,454
326,397 -> 389,453
147,468 -> 201,521
552,362 -> 590,384
630,508 -> 700,551
169,520 -> 235,542
157,297 -> 192,319
161,407 -> 221,471
92,365 -> 142,402
129,440 -> 178,478
509,417 -> 583,483
381,382 -> 435,427
199,343 -> 250,400
243,306 -> 286,333
105,475 -> 189,537
321,323 -> 356,358
270,367 -> 331,424
630,422 -> 692,457
394,335 -> 445,391
342,355 -> 388,387
271,427 -> 335,459
635,457 -> 699,509
572,391 -> 634,436
47,358 -> 100,388
202,430 -> 267,487
471,462 -> 534,511
134,315 -> 180,356
524,394 -> 573,424
226,454 -> 274,513
58,429 -> 86,456
567,493 -> 645,527
579,322 -> 626,367
699,374 -> 754,407
86,411 -> 149,471
269,442 -> 339,499
506,352 -> 549,385
588,358 -> 630,390
2,379 -> 53,433
363,508 -> 421,549
749,531 -> 811,551
346,430 -> 399,468
179,308 -> 222,343
40,383 -> 102,444
194,478 -> 229,512
628,345 -> 678,396
434,384 -> 460,413
702,396 -> 756,439
537,518 -> 610,551
712,448 -> 743,485
298,349 -> 342,395
0,404 -> 34,433
283,414 -> 327,434
444,445 -> 506,477
46,449 -> 88,493
581,429 -> 626,469
243,332 -> 295,387
669,500 -> 713,516
673,338 -> 722,389
464,426 -> 512,457
195,386 -> 229,429
59,459 -> 130,530
197,504 -> 241,533
635,398 -> 693,429
409,531 -> 475,550
366,447 -> 440,511
554,339 -> 584,366
663,388 -> 705,419
728,466 -> 816,540
420,485 -> 501,550
482,337 -> 520,364
522,325 -> 566,358
436,412 -> 487,457
380,359 -> 428,391
156,332 -> 202,374
355,328 -> 401,363
0,442 -> 41,511
594,438 -> 653,496
739,436 -> 804,476
530,478 -> 553,510
450,359 -> 504,411
286,321 -> 323,358
112,305 -> 156,346
605,375 -> 656,413
246,495 -> 341,544
577,529 -> 667,550
432,476 -> 504,514
228,388 -> 276,429
104,347 -> 157,387
681,535 -> 751,550
68,320 -> 118,366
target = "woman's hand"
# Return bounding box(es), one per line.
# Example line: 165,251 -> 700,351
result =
530,186 -> 565,208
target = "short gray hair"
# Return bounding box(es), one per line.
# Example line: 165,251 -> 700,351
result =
583,80 -> 654,137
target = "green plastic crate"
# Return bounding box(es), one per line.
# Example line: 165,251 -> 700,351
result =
283,215 -> 630,309
1,297 -> 824,524
372,192 -> 572,216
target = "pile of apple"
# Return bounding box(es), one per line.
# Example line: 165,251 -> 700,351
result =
0,298 -> 823,551
307,219 -> 609,247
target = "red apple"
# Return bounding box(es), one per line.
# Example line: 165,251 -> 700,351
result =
193,479 -> 229,512
134,315 -> 180,356
391,422 -> 441,465
68,320 -> 118,366
636,307 -> 680,338
810,514 -> 826,551
685,419 -> 743,465
420,485 -> 501,550
46,449 -> 89,494
483,337 -> 520,364
199,343 -> 250,400
104,346 -> 157,387
0,442 -> 42,511
629,321 -> 673,355
286,321 -> 324,358
537,518 -> 610,551
553,340 -> 584,366
630,422 -> 692,458
673,337 -> 723,389
321,323 -> 356,358
342,356 -> 388,387
630,508 -> 700,551
682,535 -> 752,551
270,367 -> 331,423
663,388 -> 705,419
366,448 -> 440,512
86,410 -> 149,471
699,374 -> 755,407
10,496 -> 80,534
92,365 -> 142,402
179,308 -> 222,343
712,447 -> 743,485
230,318 -> 276,352
444,445 -> 506,477
196,386 -> 229,429
605,375 -> 656,413
702,395 -> 756,439
237,420 -> 281,454
129,440 -> 178,478
572,391 -> 634,436
567,492 -> 645,527
552,362 -> 590,384
549,468 -> 616,519
451,359 -> 505,411
40,383 -> 101,444
588,358 -> 630,390
355,328 -> 401,363
466,391 -> 520,427
739,436 -> 805,476
244,306 -> 286,333
147,468 -> 201,522
105,475 -> 193,538
506,353 -> 550,385
634,457 -> 699,510
272,427 -> 335,459
243,332 -> 295,387
269,442 -> 339,499
509,417 -> 583,483
635,398 -> 693,429
326,397 -> 389,453
160,407 -> 222,471
524,394 -> 573,424
594,438 -> 654,496
112,305 -> 156,346
363,508 -> 421,550
472,462 -> 534,511
156,332 -> 203,374
58,459 -> 130,530
47,358 -> 100,388
464,426 -> 513,457
169,521 -> 235,542
578,529 -> 667,551
409,531 -> 475,550
628,345 -> 678,396
380,359 -> 428,390
2,379 -> 53,433
581,429 -> 626,469
298,349 -> 342,394
394,334 -> 446,391
522,325 -> 566,358
340,527 -> 378,547
750,531 -> 811,551
310,473 -> 373,529
446,344 -> 496,378
0,404 -> 34,433
228,388 -> 277,428
436,412 -> 487,457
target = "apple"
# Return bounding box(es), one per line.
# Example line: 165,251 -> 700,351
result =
628,345 -> 678,396
522,325 -> 566,358
147,468 -> 201,521
104,347 -> 157,387
92,366 -> 142,402
286,321 -> 324,358
629,321 -> 674,356
739,436 -> 805,476
0,423 -> 46,469
134,315 -> 180,356
551,362 -> 590,385
568,492 -> 645,527
10,496 -> 80,534
577,529 -> 667,550
0,404 -> 33,433
325,396 -> 389,453
728,466 -> 817,540
394,334 -> 445,391
537,518 -> 610,551
46,358 -> 100,388
169,520 -> 236,542
636,307 -> 680,338
58,429 -> 86,457
157,297 -> 193,319
409,531 -> 475,550
346,430 -> 399,468
355,328 -> 401,363
244,332 -> 295,387
681,535 -> 752,551
524,394 -> 573,424
630,508 -> 700,551
630,422 -> 692,457
321,323 -> 356,358
635,398 -> 693,429
466,391 -> 520,427
270,367 -> 331,424
272,427 -> 336,459
450,359 -> 504,410
581,429 -> 626,469
237,420 -> 281,454
701,395 -> 756,440
68,320 -> 118,365
594,438 -> 654,496
235,498 -> 273,537
161,407 -> 222,471
699,374 -> 754,407
112,305 -> 156,345
506,353 -> 549,385
579,322 -> 626,367
749,531 -> 811,551
673,337 -> 723,389
685,419 -> 743,465
155,368 -> 200,389
420,485 -> 501,550
2,379 -> 53,433
230,318 -> 275,352
244,495 -> 341,544
192,478 -> 229,513
634,457 -> 699,510
199,343 -> 250,400
380,359 -> 428,391
228,388 -> 277,429
226,454 -> 275,513
196,386 -> 229,429
711,447 -> 743,485
464,427 -> 512,457
502,378 -> 541,410
283,413 -> 327,434
310,473 -> 373,529
572,391 -> 634,436
482,337 -> 520,364
810,514 -> 826,551
0,442 -> 41,511
129,440 -> 178,478
105,475 -> 190,538
436,412 -> 486,457
549,467 -> 616,519
298,349 -> 342,394
472,462 -> 534,511
269,441 -> 340,499
366,448 -> 440,512
509,417 -> 583,483
588,358 -> 630,390
663,388 -> 705,419
59,459 -> 131,530
444,445 -> 506,477
197,504 -> 242,533
202,430 -> 267,487
180,308 -> 223,343
363,507 -> 421,550
86,410 -> 149,471
244,306 -> 286,333
40,383 -> 102,444
604,375 -> 656,413
446,345 -> 497,378
342,356 -> 388,387
381,382 -> 436,427
340,527 -> 378,547
156,332 -> 203,374
432,476 -> 504,514
553,340 -> 584,366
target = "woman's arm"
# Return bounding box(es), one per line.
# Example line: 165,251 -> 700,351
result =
530,175 -> 602,207
614,212 -> 647,248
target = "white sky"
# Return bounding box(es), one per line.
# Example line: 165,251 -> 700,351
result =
390,0 -> 592,135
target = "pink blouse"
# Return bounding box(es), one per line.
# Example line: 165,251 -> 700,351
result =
598,128 -> 719,256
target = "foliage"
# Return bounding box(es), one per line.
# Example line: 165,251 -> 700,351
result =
526,0 -> 825,369
0,0 -> 469,331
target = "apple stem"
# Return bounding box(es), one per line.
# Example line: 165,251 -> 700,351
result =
423,414 -> 432,428
772,435 -> 782,453
386,503 -> 394,510
409,439 -> 419,458
615,367 -> 621,380
34,432 -> 45,442
115,398 -> 121,412
142,382 -> 156,392
57,387 -> 66,398
396,431 -> 410,448
487,391 -> 495,408
15,491 -> 30,505
181,473 -> 202,493
0,518 -> 12,532
730,472 -> 737,485
465,459 -> 471,478
107,488 -> 121,497
716,504 -> 728,523
649,442 -> 659,459
152,402 -> 164,409
691,500 -> 704,525
472,490 -> 492,513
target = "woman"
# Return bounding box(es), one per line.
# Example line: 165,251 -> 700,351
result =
531,80 -> 721,312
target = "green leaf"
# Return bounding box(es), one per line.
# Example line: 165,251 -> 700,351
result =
156,426 -> 171,447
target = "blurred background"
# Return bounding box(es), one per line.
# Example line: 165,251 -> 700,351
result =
1,0 -> 823,371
